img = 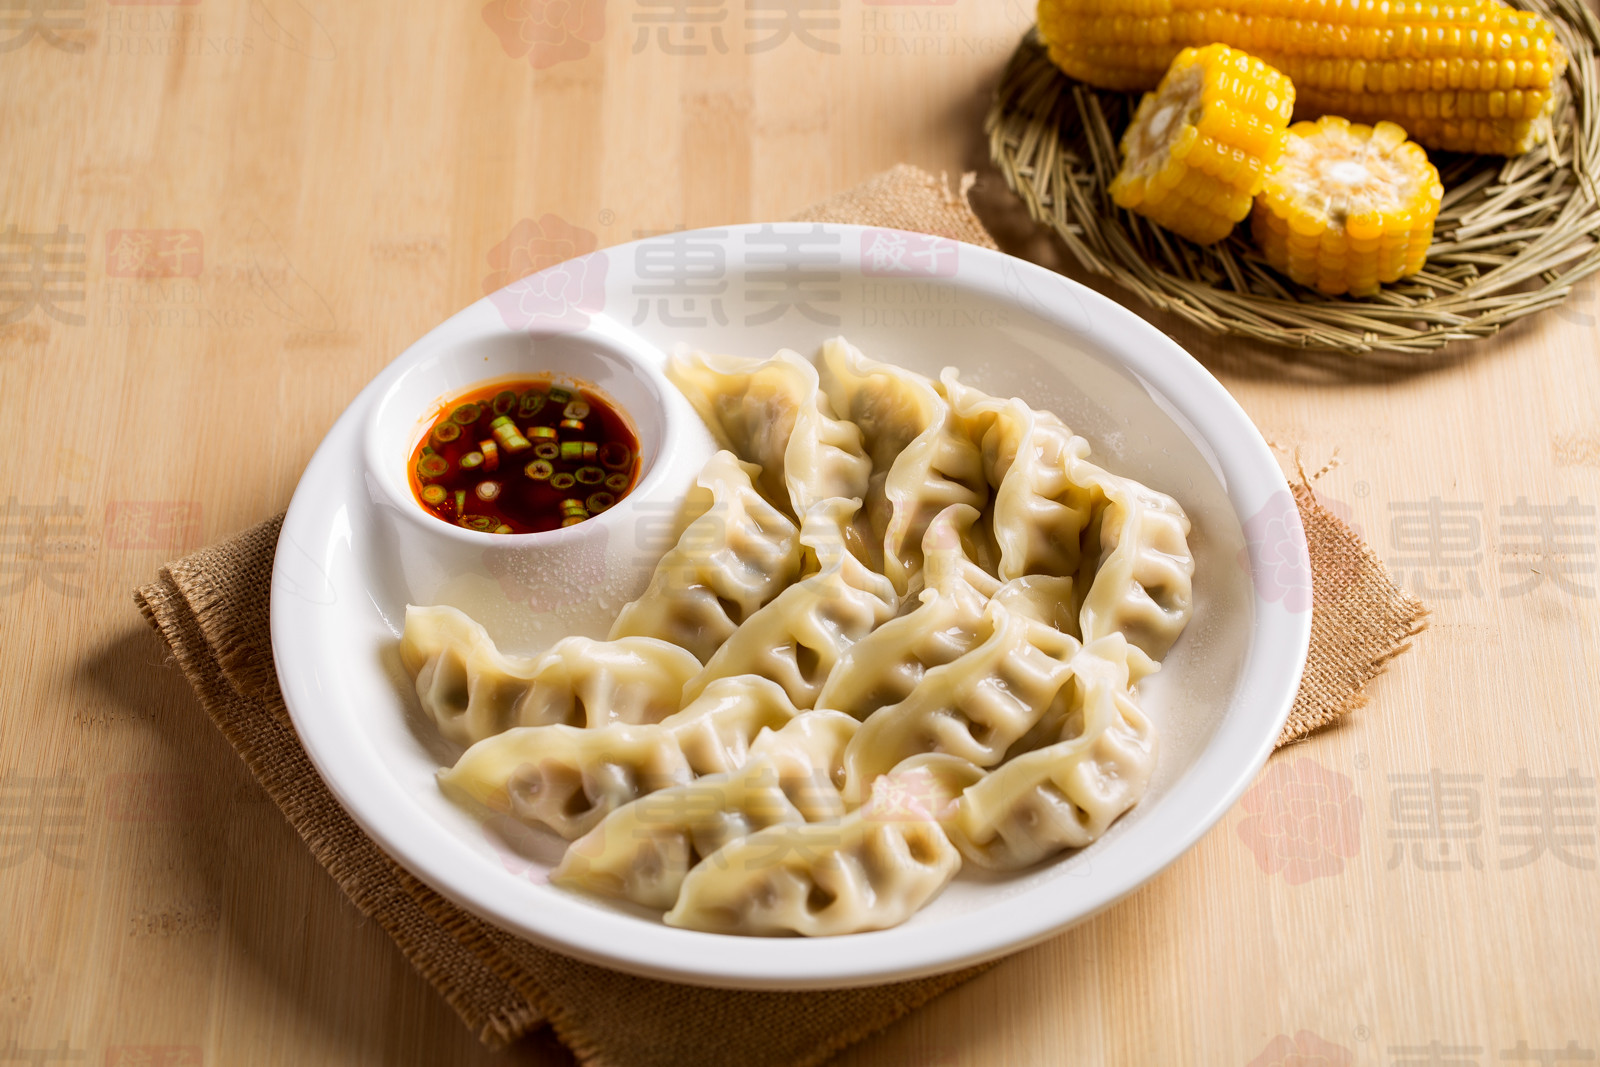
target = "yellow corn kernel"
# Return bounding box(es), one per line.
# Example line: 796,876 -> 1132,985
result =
1251,115 -> 1444,296
1036,0 -> 1567,155
1111,44 -> 1296,245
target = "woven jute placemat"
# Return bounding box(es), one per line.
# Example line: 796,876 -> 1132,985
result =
135,166 -> 1427,1067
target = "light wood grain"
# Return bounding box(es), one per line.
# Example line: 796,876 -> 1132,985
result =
3,0 -> 1598,1063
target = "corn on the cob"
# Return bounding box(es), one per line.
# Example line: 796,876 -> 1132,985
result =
1110,44 -> 1295,245
1036,0 -> 1568,155
1252,116 -> 1444,295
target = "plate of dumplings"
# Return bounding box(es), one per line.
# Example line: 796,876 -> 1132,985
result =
272,224 -> 1311,988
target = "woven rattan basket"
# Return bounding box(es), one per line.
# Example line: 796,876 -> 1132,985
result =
987,0 -> 1600,363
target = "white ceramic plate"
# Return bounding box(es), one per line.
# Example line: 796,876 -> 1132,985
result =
271,224 -> 1311,990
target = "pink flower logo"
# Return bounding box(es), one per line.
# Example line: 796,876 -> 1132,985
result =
482,0 -> 605,69
482,214 -> 607,332
1245,1030 -> 1355,1067
1237,758 -> 1363,885
1240,489 -> 1312,613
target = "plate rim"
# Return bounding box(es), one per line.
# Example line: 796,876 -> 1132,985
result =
270,223 -> 1312,989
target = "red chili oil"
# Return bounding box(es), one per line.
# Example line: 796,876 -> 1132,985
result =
408,378 -> 640,534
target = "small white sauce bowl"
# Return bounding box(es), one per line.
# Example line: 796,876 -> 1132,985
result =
361,314 -> 716,653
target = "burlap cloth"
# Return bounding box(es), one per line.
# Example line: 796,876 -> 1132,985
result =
134,165 -> 1427,1067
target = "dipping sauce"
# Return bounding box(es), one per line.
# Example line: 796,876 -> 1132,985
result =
409,378 -> 640,534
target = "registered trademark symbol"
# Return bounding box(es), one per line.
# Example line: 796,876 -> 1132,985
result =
1354,481 -> 1370,498
598,208 -> 615,226
1353,1024 -> 1371,1042
1354,753 -> 1370,770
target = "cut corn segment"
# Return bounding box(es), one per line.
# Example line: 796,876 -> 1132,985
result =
1036,0 -> 1568,155
1111,44 -> 1295,245
1252,116 -> 1444,296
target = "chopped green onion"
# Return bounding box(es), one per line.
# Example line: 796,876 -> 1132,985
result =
549,386 -> 574,404
451,402 -> 482,426
493,524 -> 514,535
560,441 -> 598,462
418,455 -> 449,479
534,442 -> 559,460
560,498 -> 587,515
421,485 -> 447,506
549,472 -> 576,490
491,390 -> 518,416
490,416 -> 532,453
421,444 -> 436,457
563,400 -> 590,420
559,418 -> 585,432
432,422 -> 461,446
604,472 -> 630,492
525,459 -> 554,480
599,443 -> 632,470
528,426 -> 558,441
455,489 -> 466,513
518,391 -> 547,418
459,451 -> 484,469
575,466 -> 604,485
561,516 -> 586,527
459,515 -> 496,532
475,481 -> 501,502
586,492 -> 615,512
479,440 -> 500,471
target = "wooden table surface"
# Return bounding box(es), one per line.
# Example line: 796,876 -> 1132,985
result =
4,1 -> 1598,1063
